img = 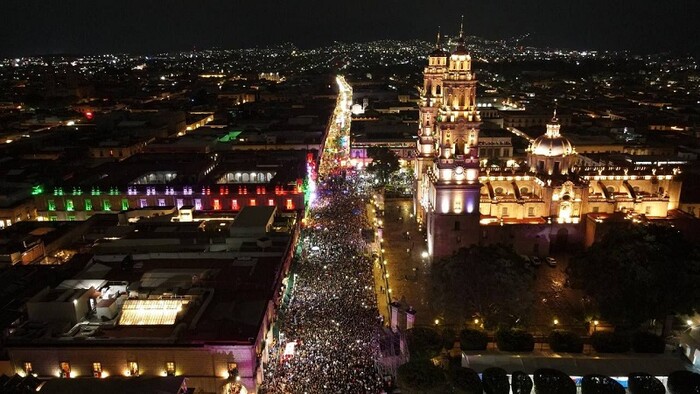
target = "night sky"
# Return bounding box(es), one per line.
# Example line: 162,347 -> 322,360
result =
1,0 -> 698,56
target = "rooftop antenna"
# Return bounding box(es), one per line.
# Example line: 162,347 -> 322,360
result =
436,26 -> 441,48
459,15 -> 464,39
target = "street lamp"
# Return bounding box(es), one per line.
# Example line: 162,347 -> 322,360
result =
553,318 -> 559,326
687,319 -> 694,327
434,319 -> 440,326
421,251 -> 429,259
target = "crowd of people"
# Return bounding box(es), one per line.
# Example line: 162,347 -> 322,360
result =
260,175 -> 385,393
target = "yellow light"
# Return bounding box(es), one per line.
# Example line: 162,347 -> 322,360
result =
687,319 -> 694,326
553,319 -> 559,325
593,320 -> 599,326
474,318 -> 479,325
434,319 -> 440,325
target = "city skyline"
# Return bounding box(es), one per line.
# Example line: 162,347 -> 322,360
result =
1,0 -> 699,57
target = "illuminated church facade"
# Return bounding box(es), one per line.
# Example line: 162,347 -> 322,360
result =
414,25 -> 682,260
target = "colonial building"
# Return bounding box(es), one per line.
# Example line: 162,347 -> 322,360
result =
414,25 -> 683,260
415,23 -> 483,259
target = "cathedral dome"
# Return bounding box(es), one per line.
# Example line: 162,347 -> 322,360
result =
531,134 -> 573,157
529,113 -> 574,157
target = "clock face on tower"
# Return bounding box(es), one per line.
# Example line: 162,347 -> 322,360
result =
455,166 -> 464,175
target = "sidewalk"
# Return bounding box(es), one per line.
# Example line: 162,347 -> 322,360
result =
367,202 -> 391,324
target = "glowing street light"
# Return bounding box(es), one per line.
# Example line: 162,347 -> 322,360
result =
553,318 -> 559,326
421,251 -> 429,259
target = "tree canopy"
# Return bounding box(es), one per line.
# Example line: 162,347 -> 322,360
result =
430,245 -> 534,328
366,146 -> 400,184
567,223 -> 700,327
397,360 -> 447,394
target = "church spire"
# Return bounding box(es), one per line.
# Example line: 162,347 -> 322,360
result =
459,15 -> 464,39
436,26 -> 441,49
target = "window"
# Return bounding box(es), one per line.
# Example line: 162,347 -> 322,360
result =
213,199 -> 221,210
176,199 -> 184,209
128,361 -> 139,377
66,199 -> 74,211
494,187 -> 504,195
121,199 -> 129,211
92,362 -> 102,378
249,199 -> 256,207
158,199 -> 166,207
50,216 -> 58,222
85,199 -> 93,211
48,200 -> 56,211
59,361 -> 71,378
502,207 -> 508,217
645,206 -> 651,215
231,199 -> 239,210
165,361 -> 175,376
68,216 -> 76,221
268,199 -> 274,206
528,207 -> 535,217
592,206 -> 599,213
22,362 -> 32,375
103,200 -> 111,211
140,199 -> 147,208
286,199 -> 294,210
194,199 -> 202,210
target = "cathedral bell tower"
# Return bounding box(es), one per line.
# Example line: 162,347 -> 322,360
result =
418,18 -> 483,260
415,28 -> 448,223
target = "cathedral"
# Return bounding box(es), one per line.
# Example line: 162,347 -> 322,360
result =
414,23 -> 683,260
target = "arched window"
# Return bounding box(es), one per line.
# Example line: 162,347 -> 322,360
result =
242,173 -> 250,182
606,186 -> 615,193
435,85 -> 441,95
495,187 -> 504,195
520,187 -> 529,195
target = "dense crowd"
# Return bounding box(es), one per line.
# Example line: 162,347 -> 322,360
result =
260,175 -> 384,393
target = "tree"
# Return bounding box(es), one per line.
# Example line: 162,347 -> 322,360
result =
548,330 -> 584,353
667,371 -> 700,394
581,375 -> 625,394
628,373 -> 666,394
511,371 -> 533,394
495,328 -> 534,352
406,327 -> 443,360
397,360 -> 447,393
430,245 -> 534,328
567,223 -> 700,328
448,367 -> 483,394
533,368 -> 576,394
482,367 -> 510,394
366,146 -> 400,185
459,328 -> 489,351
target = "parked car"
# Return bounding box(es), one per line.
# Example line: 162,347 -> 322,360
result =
530,256 -> 542,267
546,257 -> 557,267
